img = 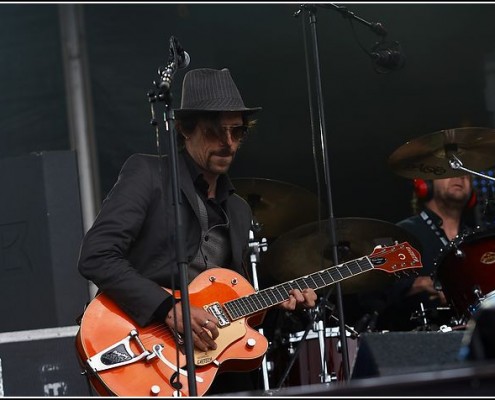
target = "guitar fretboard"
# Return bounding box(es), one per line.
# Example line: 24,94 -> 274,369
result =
224,256 -> 374,320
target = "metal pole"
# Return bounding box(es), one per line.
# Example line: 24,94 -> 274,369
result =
58,4 -> 100,299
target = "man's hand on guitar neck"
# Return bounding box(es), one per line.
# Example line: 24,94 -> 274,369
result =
165,303 -> 219,352
279,288 -> 318,311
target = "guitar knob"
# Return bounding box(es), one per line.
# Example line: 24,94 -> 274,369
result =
246,338 -> 256,348
150,385 -> 161,396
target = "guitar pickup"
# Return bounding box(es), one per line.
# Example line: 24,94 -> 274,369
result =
205,302 -> 230,327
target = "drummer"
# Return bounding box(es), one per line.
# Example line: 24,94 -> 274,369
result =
370,175 -> 478,331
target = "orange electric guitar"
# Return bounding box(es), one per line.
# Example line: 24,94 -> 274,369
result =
76,242 -> 421,397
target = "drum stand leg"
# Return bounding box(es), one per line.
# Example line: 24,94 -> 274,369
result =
274,299 -> 337,389
274,316 -> 315,389
313,305 -> 333,384
247,225 -> 271,393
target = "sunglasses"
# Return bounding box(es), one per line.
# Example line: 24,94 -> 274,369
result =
203,124 -> 249,142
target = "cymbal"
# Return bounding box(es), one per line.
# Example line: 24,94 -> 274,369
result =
232,177 -> 322,239
259,217 -> 422,294
389,127 -> 495,179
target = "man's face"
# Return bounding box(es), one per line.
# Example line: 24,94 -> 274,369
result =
185,111 -> 245,177
433,175 -> 472,205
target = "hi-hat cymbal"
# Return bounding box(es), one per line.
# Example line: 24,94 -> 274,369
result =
389,127 -> 495,179
259,217 -> 422,294
232,178 -> 322,239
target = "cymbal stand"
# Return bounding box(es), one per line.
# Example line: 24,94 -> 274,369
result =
312,302 -> 333,383
449,153 -> 495,183
247,222 -> 270,391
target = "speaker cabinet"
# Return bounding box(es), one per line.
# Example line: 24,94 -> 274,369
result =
0,151 -> 89,332
0,326 -> 90,396
351,331 -> 465,378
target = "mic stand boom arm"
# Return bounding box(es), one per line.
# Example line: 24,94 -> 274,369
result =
315,3 -> 388,37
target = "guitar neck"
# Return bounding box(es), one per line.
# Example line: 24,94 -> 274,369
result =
223,256 -> 374,321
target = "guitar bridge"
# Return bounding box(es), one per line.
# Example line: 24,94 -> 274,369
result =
86,329 -> 152,372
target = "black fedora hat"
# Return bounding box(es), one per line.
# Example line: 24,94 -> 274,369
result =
175,68 -> 262,116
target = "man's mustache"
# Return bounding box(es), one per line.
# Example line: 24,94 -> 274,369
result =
213,150 -> 234,157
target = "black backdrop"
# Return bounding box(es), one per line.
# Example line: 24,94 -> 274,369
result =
2,2 -> 494,226
83,2 -> 495,224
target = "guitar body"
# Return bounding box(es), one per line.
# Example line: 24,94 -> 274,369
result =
76,268 -> 267,397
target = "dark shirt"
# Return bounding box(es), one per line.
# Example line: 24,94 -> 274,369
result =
378,207 -> 474,331
182,150 -> 233,228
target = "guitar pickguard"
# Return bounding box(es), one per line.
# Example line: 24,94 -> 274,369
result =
194,319 -> 246,365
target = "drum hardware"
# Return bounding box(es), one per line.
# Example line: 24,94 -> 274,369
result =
448,153 -> 495,183
473,285 -> 484,302
454,247 -> 466,258
468,287 -> 495,316
247,223 -> 270,392
411,302 -> 429,330
280,325 -> 358,386
311,303 -> 334,384
323,300 -> 359,338
410,303 -> 458,332
274,296 -> 339,389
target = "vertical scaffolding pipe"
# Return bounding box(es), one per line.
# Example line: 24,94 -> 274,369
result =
59,4 -> 100,299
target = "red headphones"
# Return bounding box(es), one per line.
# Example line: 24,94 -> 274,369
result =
413,178 -> 477,209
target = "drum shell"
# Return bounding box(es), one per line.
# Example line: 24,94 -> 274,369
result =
435,229 -> 495,320
268,327 -> 358,387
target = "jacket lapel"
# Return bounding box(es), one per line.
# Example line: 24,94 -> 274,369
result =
178,154 -> 201,223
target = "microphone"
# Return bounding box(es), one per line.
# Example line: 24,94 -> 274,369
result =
170,36 -> 190,69
370,40 -> 405,73
156,36 -> 190,91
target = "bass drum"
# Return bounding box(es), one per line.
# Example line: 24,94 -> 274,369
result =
435,228 -> 495,322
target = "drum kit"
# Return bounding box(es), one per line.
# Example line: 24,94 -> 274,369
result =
235,126 -> 495,390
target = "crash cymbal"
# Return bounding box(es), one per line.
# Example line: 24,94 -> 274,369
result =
232,177 -> 322,239
389,127 -> 495,179
260,217 -> 422,294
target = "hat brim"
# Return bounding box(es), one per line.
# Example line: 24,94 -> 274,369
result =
174,107 -> 262,116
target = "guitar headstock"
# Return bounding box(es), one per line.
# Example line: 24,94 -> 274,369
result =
368,242 -> 422,275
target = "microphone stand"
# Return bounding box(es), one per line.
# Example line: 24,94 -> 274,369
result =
294,3 -> 392,381
294,4 -> 351,381
149,46 -> 197,396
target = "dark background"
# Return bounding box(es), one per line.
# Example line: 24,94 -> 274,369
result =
3,3 -> 495,224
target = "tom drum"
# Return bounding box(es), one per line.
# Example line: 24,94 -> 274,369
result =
435,228 -> 495,322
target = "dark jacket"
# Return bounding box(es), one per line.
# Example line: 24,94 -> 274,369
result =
78,153 -> 253,327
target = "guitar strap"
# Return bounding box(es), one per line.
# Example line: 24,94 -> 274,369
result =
419,210 -> 450,247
